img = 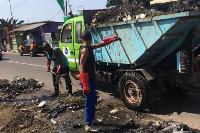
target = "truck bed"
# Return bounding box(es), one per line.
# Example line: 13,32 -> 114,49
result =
90,11 -> 200,67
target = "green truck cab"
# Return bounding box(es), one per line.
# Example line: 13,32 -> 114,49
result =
59,15 -> 84,79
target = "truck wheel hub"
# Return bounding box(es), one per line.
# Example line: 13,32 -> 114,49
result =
124,80 -> 142,105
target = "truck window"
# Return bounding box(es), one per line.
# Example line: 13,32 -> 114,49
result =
76,22 -> 82,43
62,23 -> 72,43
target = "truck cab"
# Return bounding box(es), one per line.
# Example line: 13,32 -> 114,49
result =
59,16 -> 84,79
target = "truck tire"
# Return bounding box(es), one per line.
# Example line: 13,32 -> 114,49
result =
70,70 -> 80,80
118,72 -> 149,111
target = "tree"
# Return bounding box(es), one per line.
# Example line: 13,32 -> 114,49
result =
0,17 -> 24,28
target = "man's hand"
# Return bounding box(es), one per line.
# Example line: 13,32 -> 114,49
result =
57,65 -> 61,74
47,60 -> 51,72
103,36 -> 121,45
91,36 -> 121,49
83,86 -> 91,96
80,73 -> 90,96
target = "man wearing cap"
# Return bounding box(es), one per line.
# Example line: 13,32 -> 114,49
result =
44,42 -> 72,97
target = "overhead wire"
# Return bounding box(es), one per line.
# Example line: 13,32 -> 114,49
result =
1,0 -> 63,22
0,0 -> 29,13
48,10 -> 63,21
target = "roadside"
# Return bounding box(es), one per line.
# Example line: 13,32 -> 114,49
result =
0,77 -> 200,133
1,53 -> 200,132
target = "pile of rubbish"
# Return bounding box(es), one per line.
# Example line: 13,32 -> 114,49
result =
100,119 -> 195,133
154,0 -> 200,13
91,0 -> 200,26
32,92 -> 85,121
134,120 -> 193,133
55,99 -> 198,133
0,77 -> 44,100
1,111 -> 34,132
0,94 -> 198,133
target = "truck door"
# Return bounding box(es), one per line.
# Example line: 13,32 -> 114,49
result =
60,21 -> 77,70
73,20 -> 84,70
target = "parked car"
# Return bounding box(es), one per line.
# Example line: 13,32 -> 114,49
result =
19,39 -> 45,57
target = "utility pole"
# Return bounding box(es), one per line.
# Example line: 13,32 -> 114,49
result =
8,0 -> 14,29
64,0 -> 67,16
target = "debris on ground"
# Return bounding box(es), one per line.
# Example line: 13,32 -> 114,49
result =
0,77 -> 44,100
0,78 -> 199,132
38,101 -> 47,108
91,0 -> 200,26
0,111 -> 34,132
0,96 -> 199,133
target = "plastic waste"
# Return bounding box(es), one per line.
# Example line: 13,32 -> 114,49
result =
38,101 -> 46,108
51,119 -> 57,125
53,111 -> 58,118
171,123 -> 177,132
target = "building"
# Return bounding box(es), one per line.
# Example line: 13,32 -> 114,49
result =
9,21 -> 63,52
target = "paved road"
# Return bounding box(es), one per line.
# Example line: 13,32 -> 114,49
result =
1,52 -> 200,130
0,52 -> 81,91
0,52 -> 52,86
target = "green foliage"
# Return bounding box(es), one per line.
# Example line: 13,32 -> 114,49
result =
107,0 -> 123,7
0,17 -> 24,28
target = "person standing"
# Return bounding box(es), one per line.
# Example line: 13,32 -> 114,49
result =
44,42 -> 72,97
79,30 -> 120,132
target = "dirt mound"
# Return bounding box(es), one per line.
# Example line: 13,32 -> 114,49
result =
0,78 -> 198,133
91,0 -> 200,26
0,77 -> 44,100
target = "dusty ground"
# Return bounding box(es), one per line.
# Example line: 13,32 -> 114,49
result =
0,88 -> 200,133
0,78 -> 200,133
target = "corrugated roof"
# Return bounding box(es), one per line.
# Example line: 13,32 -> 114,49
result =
11,23 -> 45,32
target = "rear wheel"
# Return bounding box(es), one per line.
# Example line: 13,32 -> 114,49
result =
118,72 -> 150,111
70,70 -> 80,80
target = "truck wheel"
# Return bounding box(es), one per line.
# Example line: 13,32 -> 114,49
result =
70,70 -> 80,80
118,73 -> 149,111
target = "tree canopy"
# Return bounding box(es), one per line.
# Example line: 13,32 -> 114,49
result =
0,17 -> 24,28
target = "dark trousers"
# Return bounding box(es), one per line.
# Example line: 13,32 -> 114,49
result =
52,66 -> 72,94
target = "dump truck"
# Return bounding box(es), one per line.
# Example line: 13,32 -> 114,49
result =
59,9 -> 200,111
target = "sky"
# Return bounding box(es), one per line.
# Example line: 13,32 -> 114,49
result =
0,0 -> 107,23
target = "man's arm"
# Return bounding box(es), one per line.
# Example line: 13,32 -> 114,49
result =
47,58 -> 51,72
91,42 -> 105,49
79,48 -> 91,96
55,48 -> 63,65
91,36 -> 121,50
79,48 -> 89,73
55,48 -> 63,74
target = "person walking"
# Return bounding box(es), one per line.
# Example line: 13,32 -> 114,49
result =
44,42 -> 72,97
79,30 -> 120,132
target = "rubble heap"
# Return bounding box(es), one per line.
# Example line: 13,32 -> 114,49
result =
0,77 -> 44,100
153,1 -> 200,14
92,6 -> 129,25
91,0 -> 200,26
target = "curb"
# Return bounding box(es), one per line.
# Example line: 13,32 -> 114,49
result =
4,51 -> 19,55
